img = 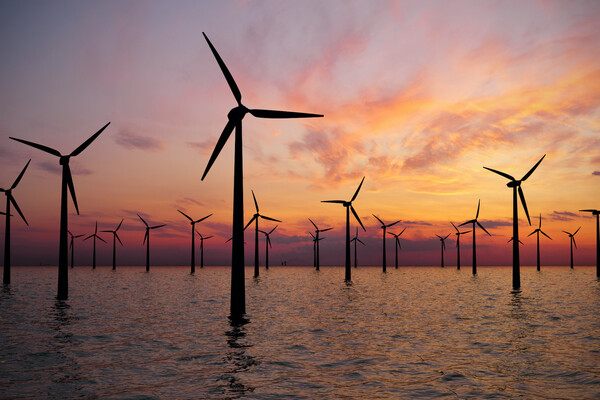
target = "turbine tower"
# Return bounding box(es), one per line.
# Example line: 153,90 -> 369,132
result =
200,33 -> 322,317
436,234 -> 450,268
451,222 -> 471,270
350,227 -> 365,268
10,122 -> 110,299
372,215 -> 401,272
101,219 -> 124,270
178,210 -> 212,274
562,227 -> 580,269
459,200 -> 491,275
484,154 -> 545,289
322,177 -> 366,281
195,231 -> 214,269
84,222 -> 105,269
138,214 -> 166,272
309,219 -> 333,270
579,209 -> 599,276
527,213 -> 551,271
1,159 -> 30,284
258,225 -> 278,270
388,227 -> 406,269
68,230 -> 85,269
244,190 -> 281,278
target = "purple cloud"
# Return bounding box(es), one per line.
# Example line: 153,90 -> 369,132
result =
549,211 -> 578,221
115,130 -> 164,151
593,171 -> 600,176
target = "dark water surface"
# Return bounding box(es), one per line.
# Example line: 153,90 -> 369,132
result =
1,266 -> 599,399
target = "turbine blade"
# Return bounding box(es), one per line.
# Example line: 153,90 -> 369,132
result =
451,222 -> 458,232
461,230 -> 471,234
521,154 -> 546,181
70,122 -> 110,157
573,236 -> 577,249
267,236 -> 272,248
483,166 -> 515,181
579,209 -> 598,213
351,205 -> 365,231
527,230 -> 536,237
65,165 -> 79,215
116,219 -> 124,231
201,118 -> 236,181
84,234 -> 93,241
251,190 -> 259,212
351,176 -> 365,202
372,214 -> 384,225
320,227 -> 333,232
143,230 -> 148,245
399,227 -> 407,236
244,215 -> 257,230
116,233 -> 123,246
562,231 -> 571,235
308,218 -> 318,230
321,200 -> 345,204
476,199 -> 481,219
574,226 -> 581,235
205,236 -> 213,240
538,213 -> 542,229
436,234 -> 442,239
202,32 -> 242,104
387,231 -> 396,237
387,220 -> 401,228
477,221 -> 492,236
151,224 -> 166,229
442,241 -> 446,250
269,225 -> 278,234
308,231 -> 315,239
540,230 -> 552,240
518,186 -> 531,225
9,137 -> 61,157
9,196 -> 28,226
249,109 -> 323,119
11,159 -> 31,189
195,213 -> 213,223
444,234 -> 450,240
260,215 -> 281,223
94,221 -> 98,234
100,230 -> 112,233
358,238 -> 365,245
74,234 -> 85,238
225,237 -> 232,243
138,214 -> 148,227
97,235 -> 107,243
178,209 -> 193,222
459,220 -> 474,227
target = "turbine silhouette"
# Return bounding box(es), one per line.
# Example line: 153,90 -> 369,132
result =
459,200 -> 491,275
10,122 -> 110,299
84,222 -> 105,269
527,213 -> 551,271
484,154 -> 545,289
138,214 -> 166,272
436,234 -> 450,268
258,225 -> 278,270
101,219 -> 124,271
451,222 -> 471,270
350,227 -> 365,268
68,230 -> 85,269
322,177 -> 366,281
244,190 -> 281,278
579,209 -> 599,276
562,227 -> 580,269
308,232 -> 325,269
195,231 -> 214,269
178,210 -> 212,274
200,33 -> 322,317
1,159 -> 30,284
309,218 -> 333,271
387,227 -> 407,269
372,215 -> 400,272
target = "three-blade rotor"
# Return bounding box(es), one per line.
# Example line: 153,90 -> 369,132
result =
0,159 -> 31,225
322,177 -> 366,231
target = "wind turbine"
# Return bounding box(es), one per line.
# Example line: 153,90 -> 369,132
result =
138,214 -> 166,272
388,227 -> 407,269
436,234 -> 450,268
322,177 -> 366,281
484,154 -> 545,289
562,227 -> 580,269
101,219 -> 124,271
195,231 -> 213,269
68,231 -> 85,269
579,209 -> 599,277
244,190 -> 281,278
258,225 -> 278,270
459,200 -> 491,275
84,222 -> 105,269
527,214 -> 551,271
200,33 -> 323,317
10,122 -> 110,299
372,215 -> 401,272
308,232 -> 324,270
451,222 -> 471,270
309,218 -> 333,270
178,210 -> 212,274
350,227 -> 365,268
1,159 -> 30,284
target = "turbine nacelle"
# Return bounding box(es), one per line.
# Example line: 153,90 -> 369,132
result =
507,180 -> 521,188
59,155 -> 71,165
227,105 -> 249,121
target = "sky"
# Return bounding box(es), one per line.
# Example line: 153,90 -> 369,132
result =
1,0 -> 599,267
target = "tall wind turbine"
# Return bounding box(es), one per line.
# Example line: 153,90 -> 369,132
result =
484,154 -> 545,289
436,234 -> 450,268
372,215 -> 400,272
178,210 -> 212,274
527,214 -> 551,271
196,231 -> 213,269
68,230 -> 85,269
84,222 -> 105,269
563,227 -> 580,269
388,228 -> 407,269
350,227 -> 365,268
579,209 -> 599,276
101,219 -> 124,271
258,225 -> 278,270
309,232 -> 325,270
10,122 -> 110,299
309,218 -> 333,270
138,214 -> 166,272
322,177 -> 366,281
200,33 -> 323,317
1,159 -> 30,284
244,190 -> 281,278
451,222 -> 471,270
459,200 -> 491,275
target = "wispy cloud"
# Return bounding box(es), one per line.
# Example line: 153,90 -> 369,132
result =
37,161 -> 93,176
115,130 -> 165,152
549,211 -> 578,221
593,171 -> 600,176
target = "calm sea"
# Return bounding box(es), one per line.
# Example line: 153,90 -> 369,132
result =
1,266 -> 599,399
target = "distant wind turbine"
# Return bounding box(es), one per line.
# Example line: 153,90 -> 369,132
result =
527,214 -> 551,271
388,227 -> 407,269
101,219 -> 124,271
562,227 -> 580,269
138,214 -> 166,272
436,234 -> 450,268
84,222 -> 105,269
10,122 -> 110,299
258,225 -> 278,270
309,232 -> 324,270
178,210 -> 212,274
579,209 -> 599,277
244,190 -> 281,278
195,231 -> 213,269
309,218 -> 333,270
459,200 -> 491,275
1,159 -> 30,284
372,215 -> 401,272
68,231 -> 85,269
484,154 -> 545,289
350,227 -> 365,268
200,33 -> 323,317
322,177 -> 366,281
451,222 -> 471,270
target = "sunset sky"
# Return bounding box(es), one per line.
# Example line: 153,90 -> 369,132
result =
1,0 -> 599,267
